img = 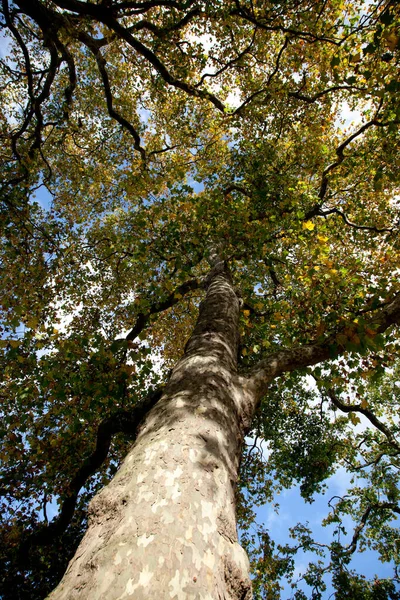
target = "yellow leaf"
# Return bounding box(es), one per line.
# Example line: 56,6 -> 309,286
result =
243,310 -> 250,317
26,318 -> 39,330
317,234 -> 328,242
384,31 -> 399,51
349,412 -> 361,425
350,52 -> 362,63
302,221 -> 315,231
360,398 -> 368,409
273,312 -> 284,321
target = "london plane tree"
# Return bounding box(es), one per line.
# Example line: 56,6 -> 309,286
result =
0,0 -> 400,598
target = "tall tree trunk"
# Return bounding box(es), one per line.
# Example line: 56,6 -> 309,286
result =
48,262 -> 256,600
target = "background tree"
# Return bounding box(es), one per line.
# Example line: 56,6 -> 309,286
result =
0,0 -> 399,597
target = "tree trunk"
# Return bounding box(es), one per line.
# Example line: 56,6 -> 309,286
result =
48,263 -> 256,599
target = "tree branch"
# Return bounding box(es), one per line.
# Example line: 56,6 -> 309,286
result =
288,84 -> 367,104
80,34 -> 146,160
101,15 -> 226,113
336,501 -> 400,557
315,207 -> 393,234
124,277 -> 201,341
318,117 -> 380,202
195,31 -> 257,89
230,2 -> 342,45
20,387 -> 163,555
247,293 -> 400,400
320,384 -> 400,452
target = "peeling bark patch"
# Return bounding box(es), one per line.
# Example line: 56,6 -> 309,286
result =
137,533 -> 155,547
137,487 -> 154,502
124,567 -> 154,596
187,540 -> 207,570
164,466 -> 183,498
125,579 -> 135,596
160,510 -> 175,524
88,490 -> 127,525
217,513 -> 237,544
200,501 -> 214,520
223,557 -> 252,600
189,448 -> 200,462
143,440 -> 169,465
151,498 -> 168,513
203,548 -> 215,570
169,569 -> 189,599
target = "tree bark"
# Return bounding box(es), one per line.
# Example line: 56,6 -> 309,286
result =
48,263 -> 255,600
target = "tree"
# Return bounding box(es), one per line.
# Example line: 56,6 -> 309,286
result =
0,0 -> 399,597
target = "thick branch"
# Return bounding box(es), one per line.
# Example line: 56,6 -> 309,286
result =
125,277 -> 201,341
315,207 -> 393,234
247,293 -> 400,399
100,15 -> 226,112
129,8 -> 201,37
340,501 -> 400,557
50,0 -> 196,16
93,51 -> 146,159
45,0 -> 226,112
288,84 -> 367,104
196,31 -> 256,88
20,388 -> 163,554
318,118 -> 380,202
231,2 -> 341,45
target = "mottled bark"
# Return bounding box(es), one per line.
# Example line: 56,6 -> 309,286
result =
48,263 -> 255,600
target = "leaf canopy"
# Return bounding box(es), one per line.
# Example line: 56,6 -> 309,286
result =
0,0 -> 400,597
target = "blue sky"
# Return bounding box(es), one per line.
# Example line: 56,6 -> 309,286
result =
254,467 -> 399,597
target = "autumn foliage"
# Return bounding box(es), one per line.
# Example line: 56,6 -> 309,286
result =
1,0 -> 400,597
